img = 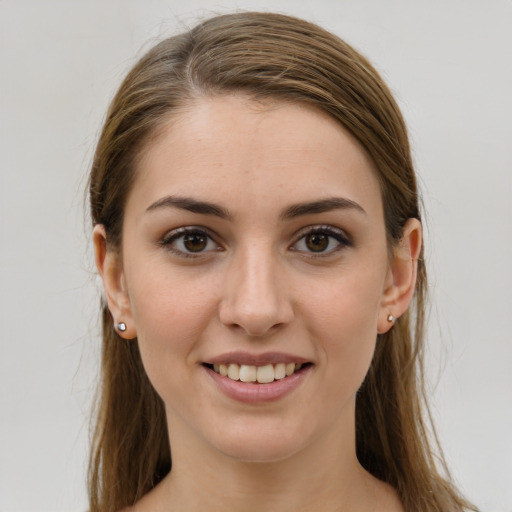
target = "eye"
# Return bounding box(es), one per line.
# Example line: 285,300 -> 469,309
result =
161,227 -> 221,257
291,226 -> 352,255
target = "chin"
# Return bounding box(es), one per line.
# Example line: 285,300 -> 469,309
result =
204,417 -> 318,464
218,439 -> 304,464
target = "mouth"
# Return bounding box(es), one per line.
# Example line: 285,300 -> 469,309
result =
203,362 -> 312,384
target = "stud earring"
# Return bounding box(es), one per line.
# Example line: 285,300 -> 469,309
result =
387,314 -> 395,323
115,322 -> 127,332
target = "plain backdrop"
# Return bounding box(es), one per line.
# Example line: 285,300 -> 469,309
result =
1,1 -> 511,511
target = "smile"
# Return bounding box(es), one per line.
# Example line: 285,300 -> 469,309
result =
203,353 -> 313,402
208,362 -> 306,384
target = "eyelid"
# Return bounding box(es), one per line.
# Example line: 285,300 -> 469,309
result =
160,226 -> 222,258
290,224 -> 352,256
158,224 -> 351,258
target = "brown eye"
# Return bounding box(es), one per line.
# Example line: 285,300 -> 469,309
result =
162,227 -> 220,257
305,233 -> 329,252
291,226 -> 352,256
183,233 -> 208,252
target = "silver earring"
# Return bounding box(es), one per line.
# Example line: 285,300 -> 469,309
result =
115,322 -> 127,332
387,314 -> 395,323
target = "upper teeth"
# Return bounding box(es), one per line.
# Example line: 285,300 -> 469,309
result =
212,363 -> 302,384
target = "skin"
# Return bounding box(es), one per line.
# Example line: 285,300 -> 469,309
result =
94,95 -> 421,512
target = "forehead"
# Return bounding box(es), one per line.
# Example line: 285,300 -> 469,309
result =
127,95 -> 383,221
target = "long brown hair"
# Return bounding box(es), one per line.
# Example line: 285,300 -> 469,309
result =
88,12 -> 476,512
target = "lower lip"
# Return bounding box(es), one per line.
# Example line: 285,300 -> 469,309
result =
204,365 -> 312,404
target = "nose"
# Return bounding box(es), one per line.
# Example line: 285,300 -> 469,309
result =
218,244 -> 293,337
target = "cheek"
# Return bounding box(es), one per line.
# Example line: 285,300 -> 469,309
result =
126,267 -> 220,388
304,268 -> 385,388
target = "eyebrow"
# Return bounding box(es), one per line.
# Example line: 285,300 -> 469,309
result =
145,195 -> 366,220
280,197 -> 366,220
146,196 -> 232,219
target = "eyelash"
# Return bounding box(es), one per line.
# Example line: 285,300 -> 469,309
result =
159,225 -> 352,259
159,226 -> 221,259
291,225 -> 352,257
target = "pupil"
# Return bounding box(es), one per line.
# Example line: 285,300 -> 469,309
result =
306,233 -> 328,252
184,234 -> 207,252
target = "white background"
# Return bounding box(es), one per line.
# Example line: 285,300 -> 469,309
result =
1,1 -> 511,511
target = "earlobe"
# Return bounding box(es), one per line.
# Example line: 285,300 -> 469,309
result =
377,218 -> 422,334
93,225 -> 137,339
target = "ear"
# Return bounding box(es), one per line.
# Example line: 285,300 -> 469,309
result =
93,225 -> 137,339
377,218 -> 422,334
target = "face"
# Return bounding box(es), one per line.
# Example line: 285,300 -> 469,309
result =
99,95 -> 407,463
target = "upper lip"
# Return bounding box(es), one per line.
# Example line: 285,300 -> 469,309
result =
205,351 -> 311,366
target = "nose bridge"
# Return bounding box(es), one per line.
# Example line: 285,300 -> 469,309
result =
219,239 -> 292,336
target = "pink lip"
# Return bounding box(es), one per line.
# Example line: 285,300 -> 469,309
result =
205,351 -> 310,366
203,364 -> 312,404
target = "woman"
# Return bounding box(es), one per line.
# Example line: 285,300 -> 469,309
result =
88,11 -> 477,512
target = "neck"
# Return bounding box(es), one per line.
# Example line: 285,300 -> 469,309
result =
165,455 -> 372,512
153,405 -> 377,512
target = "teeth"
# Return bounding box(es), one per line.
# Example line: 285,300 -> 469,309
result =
210,362 -> 306,383
227,363 -> 240,380
256,364 -> 274,384
274,363 -> 286,380
239,364 -> 256,382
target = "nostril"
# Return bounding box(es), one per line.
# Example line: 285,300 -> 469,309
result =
218,270 -> 294,336
220,306 -> 292,337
